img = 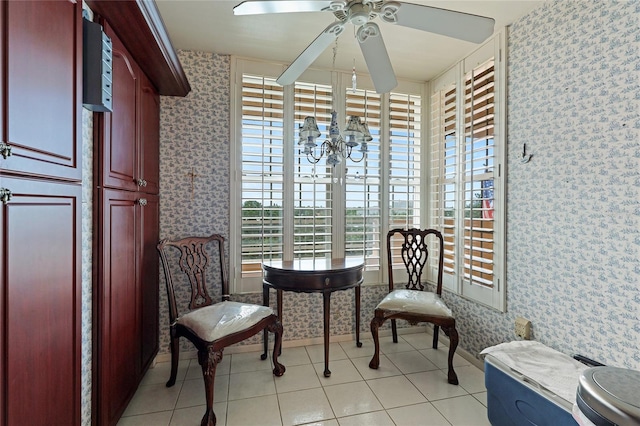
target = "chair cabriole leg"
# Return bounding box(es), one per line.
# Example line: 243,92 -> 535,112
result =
269,320 -> 286,376
369,315 -> 384,369
167,327 -> 179,387
443,326 -> 459,385
432,324 -> 440,349
199,347 -> 222,426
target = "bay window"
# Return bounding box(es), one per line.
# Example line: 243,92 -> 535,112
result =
231,59 -> 423,293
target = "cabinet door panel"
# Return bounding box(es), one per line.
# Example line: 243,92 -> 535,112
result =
99,22 -> 138,192
0,177 -> 81,425
139,193 -> 159,370
2,0 -> 81,181
96,188 -> 140,424
139,75 -> 160,195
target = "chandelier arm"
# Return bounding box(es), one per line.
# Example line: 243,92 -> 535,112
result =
306,152 -> 323,164
346,149 -> 366,163
305,142 -> 325,164
337,138 -> 347,159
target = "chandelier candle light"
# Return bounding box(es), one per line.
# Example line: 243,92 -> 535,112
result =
299,111 -> 371,166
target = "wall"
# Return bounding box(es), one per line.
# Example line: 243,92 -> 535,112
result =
81,109 -> 93,425
159,51 -> 229,352
442,0 -> 640,369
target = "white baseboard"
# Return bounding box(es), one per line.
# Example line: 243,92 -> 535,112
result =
153,326 -> 484,371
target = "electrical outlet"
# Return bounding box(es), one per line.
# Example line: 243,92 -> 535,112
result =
515,317 -> 532,339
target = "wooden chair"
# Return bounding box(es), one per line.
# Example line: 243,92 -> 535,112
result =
157,234 -> 285,426
369,228 -> 459,385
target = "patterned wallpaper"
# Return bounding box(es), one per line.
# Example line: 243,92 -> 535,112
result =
443,0 -> 640,369
81,108 -> 93,425
157,0 -> 640,372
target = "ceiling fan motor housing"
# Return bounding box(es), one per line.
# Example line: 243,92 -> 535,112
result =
348,3 -> 372,26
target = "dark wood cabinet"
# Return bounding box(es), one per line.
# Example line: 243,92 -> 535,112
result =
140,193 -> 160,369
2,0 -> 82,182
95,189 -> 159,425
139,75 -> 161,195
0,177 -> 82,425
98,22 -> 160,195
94,18 -> 161,426
99,22 -> 140,193
0,0 -> 82,424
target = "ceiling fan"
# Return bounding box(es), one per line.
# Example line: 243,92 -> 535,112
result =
233,1 -> 495,93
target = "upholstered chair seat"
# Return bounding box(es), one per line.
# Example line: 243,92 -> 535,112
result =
177,301 -> 275,342
375,289 -> 453,317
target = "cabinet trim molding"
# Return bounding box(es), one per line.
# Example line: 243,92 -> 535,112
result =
85,0 -> 190,97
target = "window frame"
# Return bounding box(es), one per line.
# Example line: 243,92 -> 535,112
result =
428,32 -> 506,312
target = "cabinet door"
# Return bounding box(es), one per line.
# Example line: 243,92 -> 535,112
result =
1,0 -> 82,182
96,188 -> 141,425
0,176 -> 81,425
139,74 -> 160,195
98,22 -> 139,192
139,193 -> 159,370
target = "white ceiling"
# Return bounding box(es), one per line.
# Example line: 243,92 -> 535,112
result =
156,0 -> 545,83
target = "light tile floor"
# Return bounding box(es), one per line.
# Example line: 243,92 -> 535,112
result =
118,333 -> 489,426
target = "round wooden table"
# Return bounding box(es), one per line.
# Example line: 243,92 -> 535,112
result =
262,258 -> 364,377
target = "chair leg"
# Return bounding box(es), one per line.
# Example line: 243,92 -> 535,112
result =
198,347 -> 223,426
432,324 -> 440,349
268,320 -> 286,376
369,316 -> 384,369
443,326 -> 459,385
166,328 -> 179,387
391,318 -> 398,343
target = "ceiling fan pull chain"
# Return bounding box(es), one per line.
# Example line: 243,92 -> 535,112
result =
352,59 -> 357,93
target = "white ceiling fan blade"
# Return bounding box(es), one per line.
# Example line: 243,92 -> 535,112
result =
233,1 -> 332,15
277,21 -> 344,86
380,2 -> 495,44
357,23 -> 397,94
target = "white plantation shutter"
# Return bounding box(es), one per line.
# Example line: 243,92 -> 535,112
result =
430,82 -> 457,288
429,34 -> 505,310
345,88 -> 382,269
388,92 -> 421,230
240,74 -> 285,278
293,81 -> 334,259
462,59 -> 495,290
387,92 -> 422,270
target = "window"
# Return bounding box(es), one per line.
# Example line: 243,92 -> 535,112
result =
293,81 -> 334,259
238,74 -> 284,278
231,60 -> 423,293
430,34 -> 506,311
345,88 -> 382,270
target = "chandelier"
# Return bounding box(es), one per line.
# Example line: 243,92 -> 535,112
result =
298,111 -> 371,166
